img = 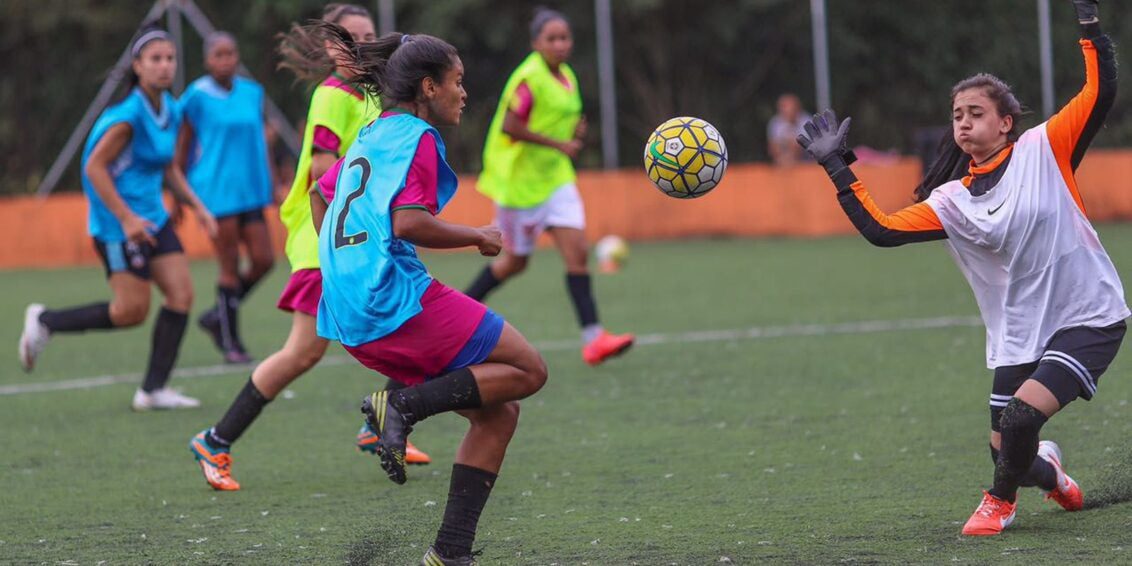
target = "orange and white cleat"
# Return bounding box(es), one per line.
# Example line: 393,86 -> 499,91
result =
1038,440 -> 1083,511
189,430 -> 240,491
582,330 -> 635,366
961,491 -> 1016,536
357,423 -> 431,465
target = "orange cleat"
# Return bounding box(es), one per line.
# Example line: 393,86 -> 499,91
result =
961,491 -> 1016,536
189,430 -> 240,491
357,423 -> 431,465
1038,440 -> 1083,511
582,330 -> 635,366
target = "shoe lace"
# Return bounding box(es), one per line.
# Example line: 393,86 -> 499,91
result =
214,453 -> 233,473
977,496 -> 1004,517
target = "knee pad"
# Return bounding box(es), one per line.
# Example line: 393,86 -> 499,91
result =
998,397 -> 1048,437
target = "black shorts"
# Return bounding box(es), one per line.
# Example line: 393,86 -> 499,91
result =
989,321 -> 1126,430
217,208 -> 266,227
93,221 -> 184,280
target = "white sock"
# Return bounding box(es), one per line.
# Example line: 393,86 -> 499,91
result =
582,324 -> 603,344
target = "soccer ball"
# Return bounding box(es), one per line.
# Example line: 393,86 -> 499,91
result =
595,235 -> 629,273
643,117 -> 728,199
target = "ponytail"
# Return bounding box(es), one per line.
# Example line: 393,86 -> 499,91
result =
316,23 -> 459,107
913,130 -> 969,202
276,3 -> 373,85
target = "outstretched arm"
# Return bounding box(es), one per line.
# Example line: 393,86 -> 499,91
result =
1046,0 -> 1117,212
798,110 -> 947,247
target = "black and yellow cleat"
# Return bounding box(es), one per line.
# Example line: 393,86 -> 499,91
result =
360,391 -> 412,485
421,546 -> 477,566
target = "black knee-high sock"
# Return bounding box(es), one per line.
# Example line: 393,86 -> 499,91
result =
210,378 -> 272,446
990,399 -> 1049,502
566,273 -> 599,328
434,464 -> 497,559
464,265 -> 502,302
389,368 -> 481,424
39,303 -> 114,333
238,273 -> 266,299
989,444 -> 1058,491
141,307 -> 188,392
384,377 -> 407,391
217,285 -> 242,349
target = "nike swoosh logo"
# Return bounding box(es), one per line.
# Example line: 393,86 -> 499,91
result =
648,140 -> 681,168
987,202 -> 1006,216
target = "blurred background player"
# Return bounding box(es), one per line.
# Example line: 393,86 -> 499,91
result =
189,3 -> 429,492
797,0 -> 1123,537
464,7 -> 634,366
19,25 -> 218,410
177,31 -> 275,364
767,92 -> 809,166
310,28 -> 548,565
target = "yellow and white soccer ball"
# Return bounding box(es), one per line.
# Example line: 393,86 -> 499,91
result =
595,235 -> 629,273
643,116 -> 728,199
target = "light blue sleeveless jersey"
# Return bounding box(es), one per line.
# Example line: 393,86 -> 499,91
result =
316,114 -> 458,346
81,88 -> 179,242
180,75 -> 272,217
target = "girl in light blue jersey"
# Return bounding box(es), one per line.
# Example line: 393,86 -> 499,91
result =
177,32 -> 275,364
309,26 -> 548,564
19,25 -> 217,411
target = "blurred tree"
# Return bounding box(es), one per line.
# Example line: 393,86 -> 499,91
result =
1,0 -> 1129,194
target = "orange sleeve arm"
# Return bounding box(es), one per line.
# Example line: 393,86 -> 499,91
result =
836,181 -> 946,247
1045,37 -> 1117,214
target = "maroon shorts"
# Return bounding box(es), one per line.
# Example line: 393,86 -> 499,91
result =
343,281 -> 491,386
276,268 -> 322,317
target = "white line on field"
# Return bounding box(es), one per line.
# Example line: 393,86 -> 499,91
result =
0,315 -> 983,396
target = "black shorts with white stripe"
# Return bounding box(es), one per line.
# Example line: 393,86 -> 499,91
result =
989,321 -> 1126,431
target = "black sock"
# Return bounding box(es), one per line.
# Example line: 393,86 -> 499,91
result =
217,285 -> 242,350
141,307 -> 188,393
566,273 -> 599,328
990,399 -> 1049,502
989,444 -> 1058,491
390,368 -> 481,424
238,273 -> 265,300
211,378 -> 272,445
434,464 -> 497,559
384,377 -> 407,391
39,303 -> 114,333
464,265 -> 502,302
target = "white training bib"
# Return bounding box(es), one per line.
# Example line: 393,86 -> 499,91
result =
925,124 -> 1129,368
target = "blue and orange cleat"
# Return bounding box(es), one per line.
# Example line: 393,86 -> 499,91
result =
189,429 -> 240,491
582,330 -> 635,366
357,422 -> 431,465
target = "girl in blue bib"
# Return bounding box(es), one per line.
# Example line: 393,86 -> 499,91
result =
19,25 -> 217,411
309,26 -> 549,564
177,32 -> 275,363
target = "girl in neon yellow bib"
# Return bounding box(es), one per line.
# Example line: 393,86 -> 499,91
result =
466,7 -> 634,366
189,3 -> 429,493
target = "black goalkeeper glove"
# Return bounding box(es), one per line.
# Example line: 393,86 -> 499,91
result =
1071,0 -> 1099,25
796,109 -> 854,176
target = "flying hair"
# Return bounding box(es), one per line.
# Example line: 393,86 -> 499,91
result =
316,23 -> 459,107
276,3 -> 374,84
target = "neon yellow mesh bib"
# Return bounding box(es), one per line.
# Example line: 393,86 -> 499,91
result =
478,52 -> 582,209
280,78 -> 379,271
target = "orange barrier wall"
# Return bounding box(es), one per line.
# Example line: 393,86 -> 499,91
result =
3,151 -> 1131,270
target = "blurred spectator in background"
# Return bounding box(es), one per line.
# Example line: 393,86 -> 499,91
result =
767,93 -> 810,166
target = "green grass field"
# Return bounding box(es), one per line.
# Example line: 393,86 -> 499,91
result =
5,228 -> 1132,564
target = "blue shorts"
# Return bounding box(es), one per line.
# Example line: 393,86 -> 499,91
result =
439,309 -> 505,376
